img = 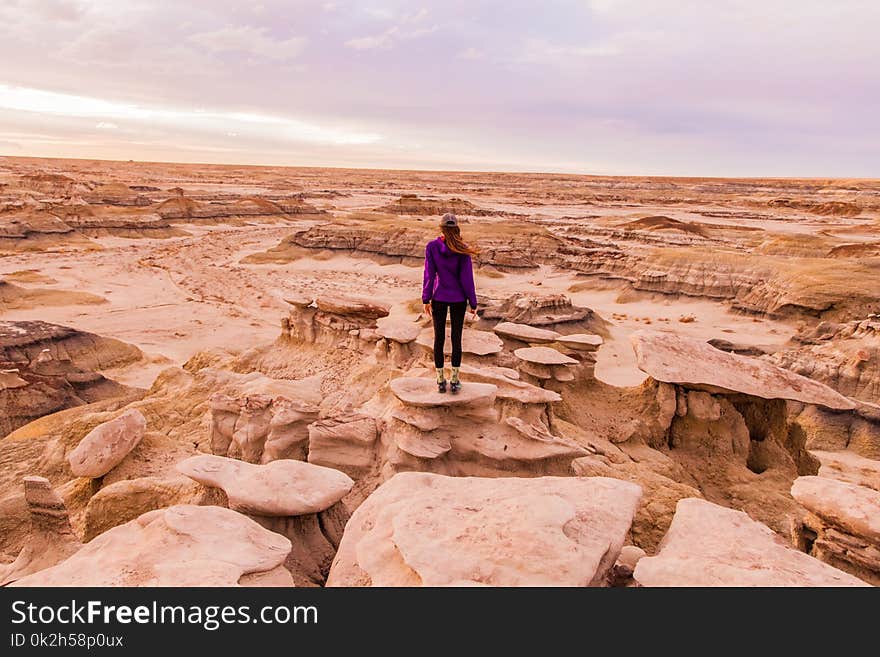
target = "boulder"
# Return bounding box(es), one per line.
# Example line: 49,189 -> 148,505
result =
12,505 -> 293,587
630,330 -> 855,410
633,498 -> 865,586
67,408 -> 146,477
177,454 -> 353,516
327,473 -> 642,586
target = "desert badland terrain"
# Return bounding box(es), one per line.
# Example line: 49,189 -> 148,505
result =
1,155 -> 878,586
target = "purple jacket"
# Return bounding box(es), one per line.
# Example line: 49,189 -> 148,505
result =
422,236 -> 477,308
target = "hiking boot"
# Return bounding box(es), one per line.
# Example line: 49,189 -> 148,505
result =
450,380 -> 461,394
438,379 -> 447,393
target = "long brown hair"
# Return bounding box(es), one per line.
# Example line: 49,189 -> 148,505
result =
440,224 -> 480,256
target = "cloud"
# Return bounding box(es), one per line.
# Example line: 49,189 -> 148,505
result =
0,84 -> 382,146
458,47 -> 484,60
189,25 -> 306,61
345,8 -> 438,50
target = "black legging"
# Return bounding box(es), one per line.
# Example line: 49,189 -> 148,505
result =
431,300 -> 467,368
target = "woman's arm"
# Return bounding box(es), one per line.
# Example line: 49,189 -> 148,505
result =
460,254 -> 477,309
421,242 -> 437,304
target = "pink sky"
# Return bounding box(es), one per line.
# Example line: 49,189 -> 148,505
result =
0,0 -> 877,176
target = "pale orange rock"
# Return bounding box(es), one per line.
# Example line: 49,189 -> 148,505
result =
633,498 -> 866,586
67,408 -> 147,477
327,473 -> 642,587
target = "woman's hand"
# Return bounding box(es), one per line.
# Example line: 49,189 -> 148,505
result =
469,306 -> 478,319
424,303 -> 432,317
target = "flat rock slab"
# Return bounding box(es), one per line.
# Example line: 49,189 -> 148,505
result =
416,328 -> 503,356
390,376 -> 497,408
315,294 -> 390,318
12,505 -> 292,587
791,476 -> 880,542
177,454 -> 353,516
633,498 -> 866,586
558,333 -> 604,349
493,322 -> 561,343
630,330 -> 855,410
327,473 -> 642,587
67,408 -> 146,478
811,450 -> 880,492
514,346 -> 578,365
458,364 -> 561,404
376,317 -> 422,343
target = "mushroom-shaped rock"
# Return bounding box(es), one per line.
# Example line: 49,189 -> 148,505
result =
67,408 -> 147,478
416,328 -> 503,356
633,498 -> 866,586
390,376 -> 497,408
630,330 -> 855,410
493,322 -> 561,344
514,346 -> 578,366
514,346 -> 578,381
327,473 -> 642,587
283,293 -> 314,308
315,294 -> 390,319
791,476 -> 880,544
376,317 -> 422,343
558,333 -> 604,350
177,454 -> 353,516
11,505 -> 293,587
458,364 -> 561,403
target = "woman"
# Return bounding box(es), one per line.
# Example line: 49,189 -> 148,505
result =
422,213 -> 479,394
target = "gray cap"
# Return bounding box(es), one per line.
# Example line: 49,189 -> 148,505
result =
440,213 -> 457,227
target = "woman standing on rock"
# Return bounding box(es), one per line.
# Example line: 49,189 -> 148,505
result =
422,213 -> 480,394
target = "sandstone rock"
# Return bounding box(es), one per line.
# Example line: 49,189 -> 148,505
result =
811,450 -> 880,491
67,408 -> 147,477
315,294 -> 390,319
376,317 -> 422,343
457,364 -> 561,403
83,475 -> 209,541
633,498 -> 865,586
415,327 -> 503,356
791,476 -> 880,543
493,322 -> 561,343
631,330 -> 856,410
12,505 -> 293,587
307,412 -> 379,475
327,473 -> 642,586
0,477 -> 81,585
390,376 -> 497,408
557,333 -> 604,350
514,346 -> 578,366
177,454 -> 353,516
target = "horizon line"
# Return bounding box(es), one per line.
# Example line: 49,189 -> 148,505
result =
2,153 -> 878,183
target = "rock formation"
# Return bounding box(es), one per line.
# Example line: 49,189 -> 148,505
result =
177,455 -> 352,585
12,505 -> 294,587
0,321 -> 142,436
791,476 -> 880,585
67,408 -> 147,477
327,473 -> 642,586
0,477 -> 81,585
633,498 -> 866,586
